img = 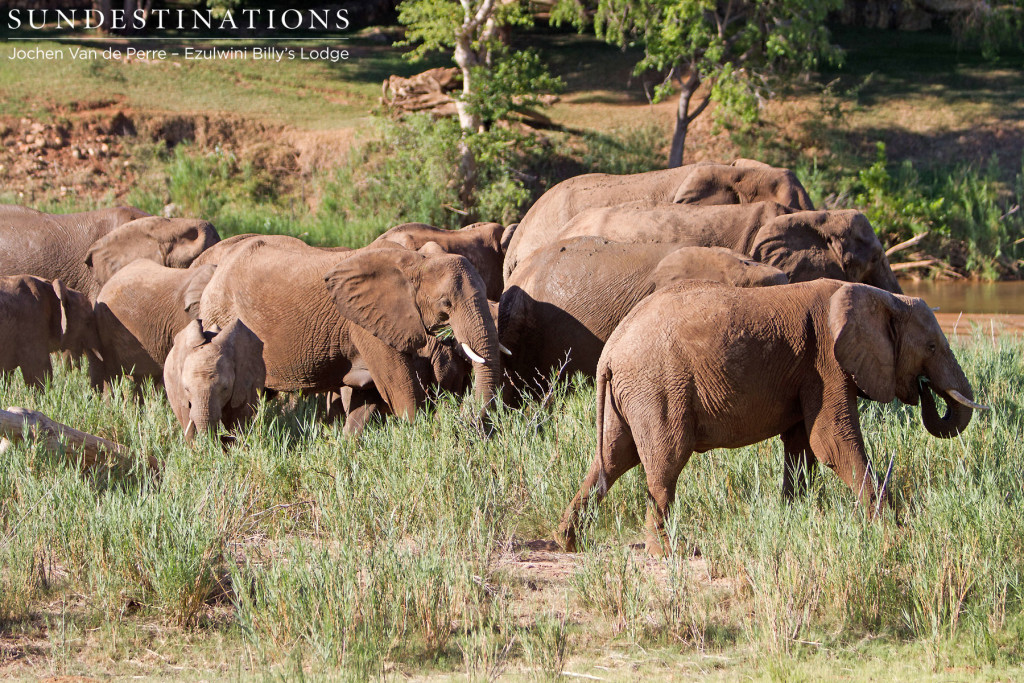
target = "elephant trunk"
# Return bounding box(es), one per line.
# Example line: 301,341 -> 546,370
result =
919,360 -> 976,438
867,256 -> 903,294
449,291 -> 501,414
186,400 -> 221,442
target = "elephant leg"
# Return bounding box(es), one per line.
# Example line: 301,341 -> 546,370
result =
20,355 -> 52,389
349,325 -> 424,422
341,386 -> 388,436
635,422 -> 695,557
556,385 -> 640,552
804,391 -> 878,515
780,423 -> 817,499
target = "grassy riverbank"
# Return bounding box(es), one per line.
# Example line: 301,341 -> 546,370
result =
1,333 -> 1022,679
2,26 -> 1022,277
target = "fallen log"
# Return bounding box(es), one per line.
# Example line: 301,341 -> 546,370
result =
0,407 -> 158,474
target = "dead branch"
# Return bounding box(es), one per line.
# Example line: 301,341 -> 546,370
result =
886,232 -> 930,257
0,406 -> 158,474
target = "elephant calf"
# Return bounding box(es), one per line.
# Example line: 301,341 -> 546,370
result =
557,279 -> 986,555
499,240 -> 788,394
0,275 -> 101,387
164,319 -> 266,441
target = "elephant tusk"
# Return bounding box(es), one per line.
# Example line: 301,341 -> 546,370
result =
931,306 -> 940,312
947,389 -> 990,411
499,343 -> 512,356
92,348 -> 104,363
184,419 -> 196,440
461,343 -> 486,364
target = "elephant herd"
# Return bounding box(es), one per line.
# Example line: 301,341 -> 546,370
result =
0,158 -> 985,553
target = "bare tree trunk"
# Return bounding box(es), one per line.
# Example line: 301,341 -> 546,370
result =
453,1 -> 495,208
668,71 -> 709,168
0,406 -> 158,474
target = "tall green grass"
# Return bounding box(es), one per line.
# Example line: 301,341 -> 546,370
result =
1,335 -> 1022,677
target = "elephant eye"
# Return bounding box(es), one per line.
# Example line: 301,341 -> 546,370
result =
927,342 -> 937,354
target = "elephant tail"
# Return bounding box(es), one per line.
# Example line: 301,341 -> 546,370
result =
594,363 -> 613,498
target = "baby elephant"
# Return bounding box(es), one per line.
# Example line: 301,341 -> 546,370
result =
0,275 -> 100,387
557,279 -> 986,555
164,319 -> 265,441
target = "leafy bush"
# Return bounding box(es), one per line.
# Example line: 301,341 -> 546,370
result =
801,144 -> 1024,279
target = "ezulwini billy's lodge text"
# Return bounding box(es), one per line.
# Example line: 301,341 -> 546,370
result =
8,46 -> 350,64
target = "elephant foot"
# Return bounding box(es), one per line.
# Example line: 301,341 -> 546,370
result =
644,533 -> 668,557
553,523 -> 578,553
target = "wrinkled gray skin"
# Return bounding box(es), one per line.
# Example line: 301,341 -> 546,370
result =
504,160 -> 814,279
333,335 -> 472,434
189,233 -> 353,269
93,260 -> 217,388
370,221 -> 513,301
164,319 -> 266,441
0,205 -> 220,300
199,235 -> 500,427
557,280 -> 982,555
499,239 -> 788,394
514,203 -> 902,293
0,275 -> 101,387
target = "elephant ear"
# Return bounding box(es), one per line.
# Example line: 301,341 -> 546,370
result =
829,283 -> 901,403
221,319 -> 265,410
751,212 -> 843,283
183,264 -> 217,320
324,249 -> 429,354
158,219 -> 221,268
417,240 -> 447,257
672,165 -> 741,204
811,211 -> 883,283
51,279 -> 71,340
500,223 -> 518,253
180,319 -> 209,350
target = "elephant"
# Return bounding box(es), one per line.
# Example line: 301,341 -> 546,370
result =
556,279 -> 986,555
332,334 -> 473,434
189,233 -> 353,269
0,275 -> 101,387
370,221 -> 516,301
503,159 -> 814,279
93,261 -> 217,387
164,319 -> 266,441
511,203 -> 903,293
198,236 -> 500,426
0,205 -> 220,300
499,239 -> 788,393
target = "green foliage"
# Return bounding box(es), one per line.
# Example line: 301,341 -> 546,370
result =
554,0 -> 843,158
811,143 -> 1024,278
397,0 -> 532,60
466,48 -> 565,126
950,0 -> 1024,59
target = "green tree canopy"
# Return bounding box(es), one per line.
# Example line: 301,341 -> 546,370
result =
555,0 -> 843,166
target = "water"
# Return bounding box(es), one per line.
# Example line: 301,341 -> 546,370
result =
900,280 -> 1024,315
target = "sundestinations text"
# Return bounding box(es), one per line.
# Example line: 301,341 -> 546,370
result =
7,9 -> 351,32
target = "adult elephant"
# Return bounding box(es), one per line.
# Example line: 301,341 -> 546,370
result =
499,239 -> 788,393
503,159 -> 814,279
516,203 -> 902,294
370,221 -> 515,301
199,236 -> 500,424
556,280 -> 985,554
0,205 -> 219,300
189,233 -> 353,269
93,261 -> 217,388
